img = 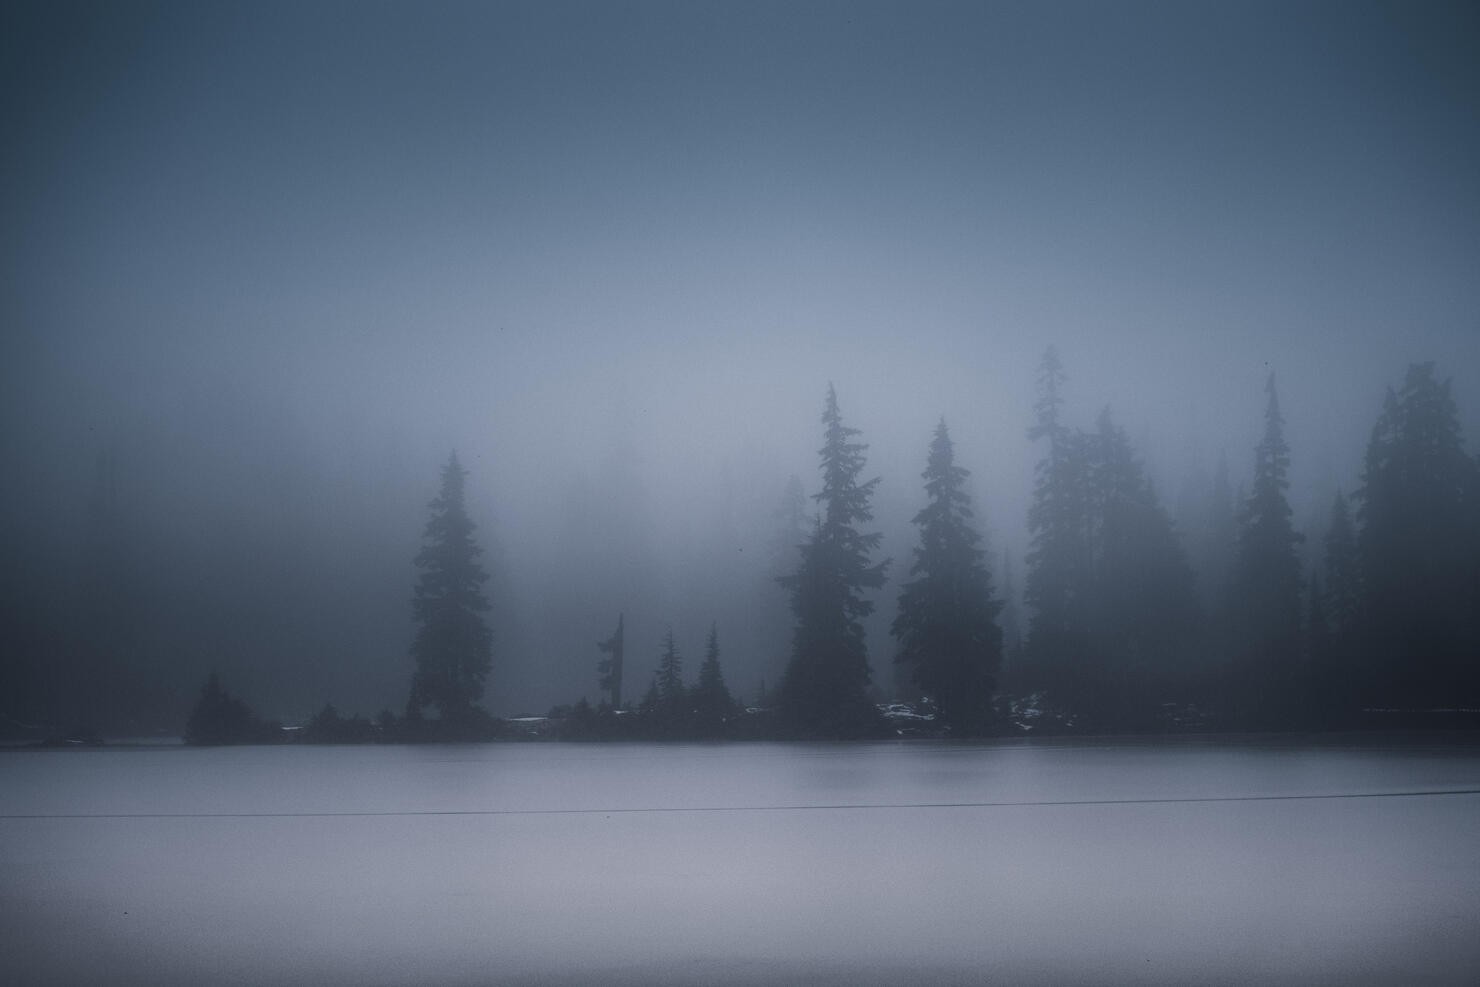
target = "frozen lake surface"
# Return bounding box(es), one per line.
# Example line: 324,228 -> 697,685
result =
4,736 -> 1480,985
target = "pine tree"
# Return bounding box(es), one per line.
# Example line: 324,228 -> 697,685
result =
778,385 -> 888,737
184,672 -> 269,745
893,420 -> 1003,735
1356,363 -> 1480,707
1020,350 -> 1199,727
655,626 -> 685,708
1023,347 -> 1092,700
692,622 -> 736,731
1080,408 -> 1199,726
637,627 -> 688,736
1229,374 -> 1304,724
596,613 -> 625,709
407,452 -> 494,726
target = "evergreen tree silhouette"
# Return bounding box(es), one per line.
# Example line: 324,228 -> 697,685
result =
655,626 -> 685,710
1357,363 -> 1480,708
1021,349 -> 1199,728
1023,346 -> 1092,703
692,622 -> 736,733
407,452 -> 494,729
596,613 -> 625,709
778,385 -> 888,738
1080,408 -> 1199,727
1229,374 -> 1304,725
184,672 -> 269,745
893,419 -> 1003,735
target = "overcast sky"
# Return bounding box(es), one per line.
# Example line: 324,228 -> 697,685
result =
3,1 -> 1478,720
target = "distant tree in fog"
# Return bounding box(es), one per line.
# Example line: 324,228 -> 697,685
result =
406,452 -> 494,727
893,419 -> 1002,735
1229,374 -> 1304,724
1020,349 -> 1199,728
655,626 -> 685,709
596,613 -> 625,709
691,623 -> 737,731
1356,363 -> 1480,708
184,672 -> 273,745
303,702 -> 376,743
778,385 -> 888,738
636,627 -> 689,736
1078,408 -> 1199,727
1023,346 -> 1092,702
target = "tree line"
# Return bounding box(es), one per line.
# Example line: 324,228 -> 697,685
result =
187,352 -> 1480,743
1016,350 -> 1480,731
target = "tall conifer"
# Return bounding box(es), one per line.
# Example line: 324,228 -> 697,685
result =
1024,347 -> 1091,701
1229,375 -> 1304,723
655,627 -> 685,708
1081,408 -> 1199,726
692,622 -> 736,730
778,385 -> 887,737
893,420 -> 1003,734
407,452 -> 494,725
1357,363 -> 1480,706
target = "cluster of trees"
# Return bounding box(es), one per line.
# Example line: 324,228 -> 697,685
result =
400,455 -> 738,740
1319,363 -> 1480,716
1018,352 -> 1480,730
635,624 -> 737,736
183,685 -> 499,745
1017,347 -> 1201,729
766,355 -> 1479,737
774,386 -> 1005,738
547,624 -> 742,740
185,453 -> 505,745
186,354 -> 1479,744
183,672 -> 281,745
185,385 -> 1007,743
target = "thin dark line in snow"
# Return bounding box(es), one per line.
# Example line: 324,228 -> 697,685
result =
5,789 -> 1479,820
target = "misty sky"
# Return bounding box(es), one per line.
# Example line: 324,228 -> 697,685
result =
3,1 -> 1478,721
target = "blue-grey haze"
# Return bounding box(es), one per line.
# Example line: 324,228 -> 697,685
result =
2,1 -> 1478,721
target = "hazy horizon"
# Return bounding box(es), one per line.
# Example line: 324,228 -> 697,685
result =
3,1 -> 1478,726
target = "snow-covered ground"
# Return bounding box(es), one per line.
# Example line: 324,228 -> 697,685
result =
3,737 -> 1478,985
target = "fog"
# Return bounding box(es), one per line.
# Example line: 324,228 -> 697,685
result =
4,2 -> 1479,729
